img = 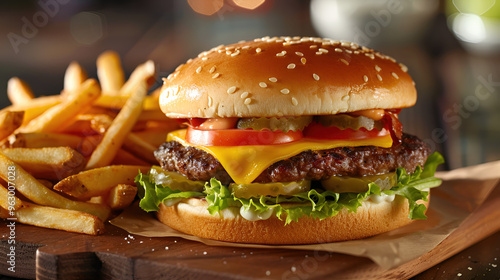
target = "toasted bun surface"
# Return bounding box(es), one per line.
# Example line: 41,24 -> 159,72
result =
160,36 -> 416,118
157,195 -> 429,244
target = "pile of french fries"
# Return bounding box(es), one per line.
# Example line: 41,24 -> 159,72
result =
0,51 -> 179,235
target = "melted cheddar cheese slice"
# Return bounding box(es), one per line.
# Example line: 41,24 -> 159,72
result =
167,129 -> 393,184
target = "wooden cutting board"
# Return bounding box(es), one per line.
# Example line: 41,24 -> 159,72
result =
1,184 -> 500,280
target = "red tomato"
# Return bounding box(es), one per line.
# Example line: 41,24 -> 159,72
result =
303,122 -> 390,140
185,127 -> 304,146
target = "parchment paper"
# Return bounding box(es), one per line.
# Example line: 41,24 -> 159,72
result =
110,160 -> 500,269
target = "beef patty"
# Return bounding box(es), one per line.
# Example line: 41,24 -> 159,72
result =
154,134 -> 431,185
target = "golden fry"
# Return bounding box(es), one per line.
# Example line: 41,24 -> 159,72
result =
0,152 -> 110,221
0,95 -> 61,126
112,149 -> 149,166
0,110 -> 24,141
86,81 -> 147,169
1,132 -> 82,150
0,183 -> 22,211
132,130 -> 170,147
7,77 -> 35,105
122,133 -> 157,163
119,60 -> 155,96
53,165 -> 150,200
94,94 -> 160,110
107,184 -> 137,210
63,61 -> 87,96
19,79 -> 101,133
0,147 -> 85,180
14,202 -> 105,235
97,50 -> 125,95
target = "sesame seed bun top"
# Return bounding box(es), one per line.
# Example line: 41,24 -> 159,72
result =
159,36 -> 416,118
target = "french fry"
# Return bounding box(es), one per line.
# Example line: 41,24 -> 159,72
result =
97,50 -> 125,95
86,81 -> 147,169
0,110 -> 24,141
53,165 -> 150,200
14,202 -> 105,235
107,184 -> 137,210
63,61 -> 87,96
0,95 -> 61,125
7,77 -> 35,105
122,133 -> 157,163
112,149 -> 149,166
78,134 -> 102,157
0,207 -> 9,219
0,183 -> 22,211
38,179 -> 53,189
119,60 -> 155,96
19,79 -> 101,133
0,147 -> 86,180
94,94 -> 160,110
133,130 -> 169,147
1,132 -> 82,150
0,152 -> 110,221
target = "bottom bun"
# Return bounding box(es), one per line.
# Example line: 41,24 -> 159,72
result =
157,194 -> 429,244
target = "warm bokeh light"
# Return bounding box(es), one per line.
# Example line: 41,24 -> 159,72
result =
187,0 -> 224,16
232,0 -> 266,10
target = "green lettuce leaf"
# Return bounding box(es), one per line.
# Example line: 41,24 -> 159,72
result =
135,172 -> 204,212
135,152 -> 444,223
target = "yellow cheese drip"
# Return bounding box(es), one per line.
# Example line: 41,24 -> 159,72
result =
167,129 -> 393,184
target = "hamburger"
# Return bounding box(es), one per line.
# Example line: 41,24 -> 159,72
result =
136,36 -> 444,244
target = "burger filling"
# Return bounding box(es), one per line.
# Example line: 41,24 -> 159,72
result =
136,110 -> 444,224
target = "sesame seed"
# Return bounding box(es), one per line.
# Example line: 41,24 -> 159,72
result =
259,82 -> 267,88
295,52 -> 304,56
341,41 -> 350,47
301,57 -> 306,64
276,51 -> 286,57
354,51 -> 360,54
202,57 -> 208,61
319,48 -> 328,53
167,74 -> 173,80
244,98 -> 252,105
335,48 -> 343,53
363,75 -> 368,82
281,88 -> 290,94
227,86 -> 237,94
340,58 -> 349,65
209,66 -> 216,73
240,91 -> 249,99
310,45 -> 318,49
256,48 -> 262,53
313,73 -> 320,81
242,45 -> 250,49
399,63 -> 408,72
231,50 -> 240,57
187,58 -> 193,63
287,63 -> 296,69
315,51 -> 322,55
208,96 -> 213,106
345,49 -> 353,54
212,73 -> 220,79
365,53 -> 375,60
217,49 -> 224,53
377,74 -> 383,81
350,42 -> 359,49
269,77 -> 277,82
375,65 -> 381,72
196,66 -> 202,74
226,51 -> 232,55
392,72 -> 399,79
291,97 -> 298,106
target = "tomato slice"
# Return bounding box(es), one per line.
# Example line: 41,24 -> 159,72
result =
303,122 -> 389,140
185,126 -> 303,146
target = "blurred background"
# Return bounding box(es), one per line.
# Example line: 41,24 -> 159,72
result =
1,0 -> 499,170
